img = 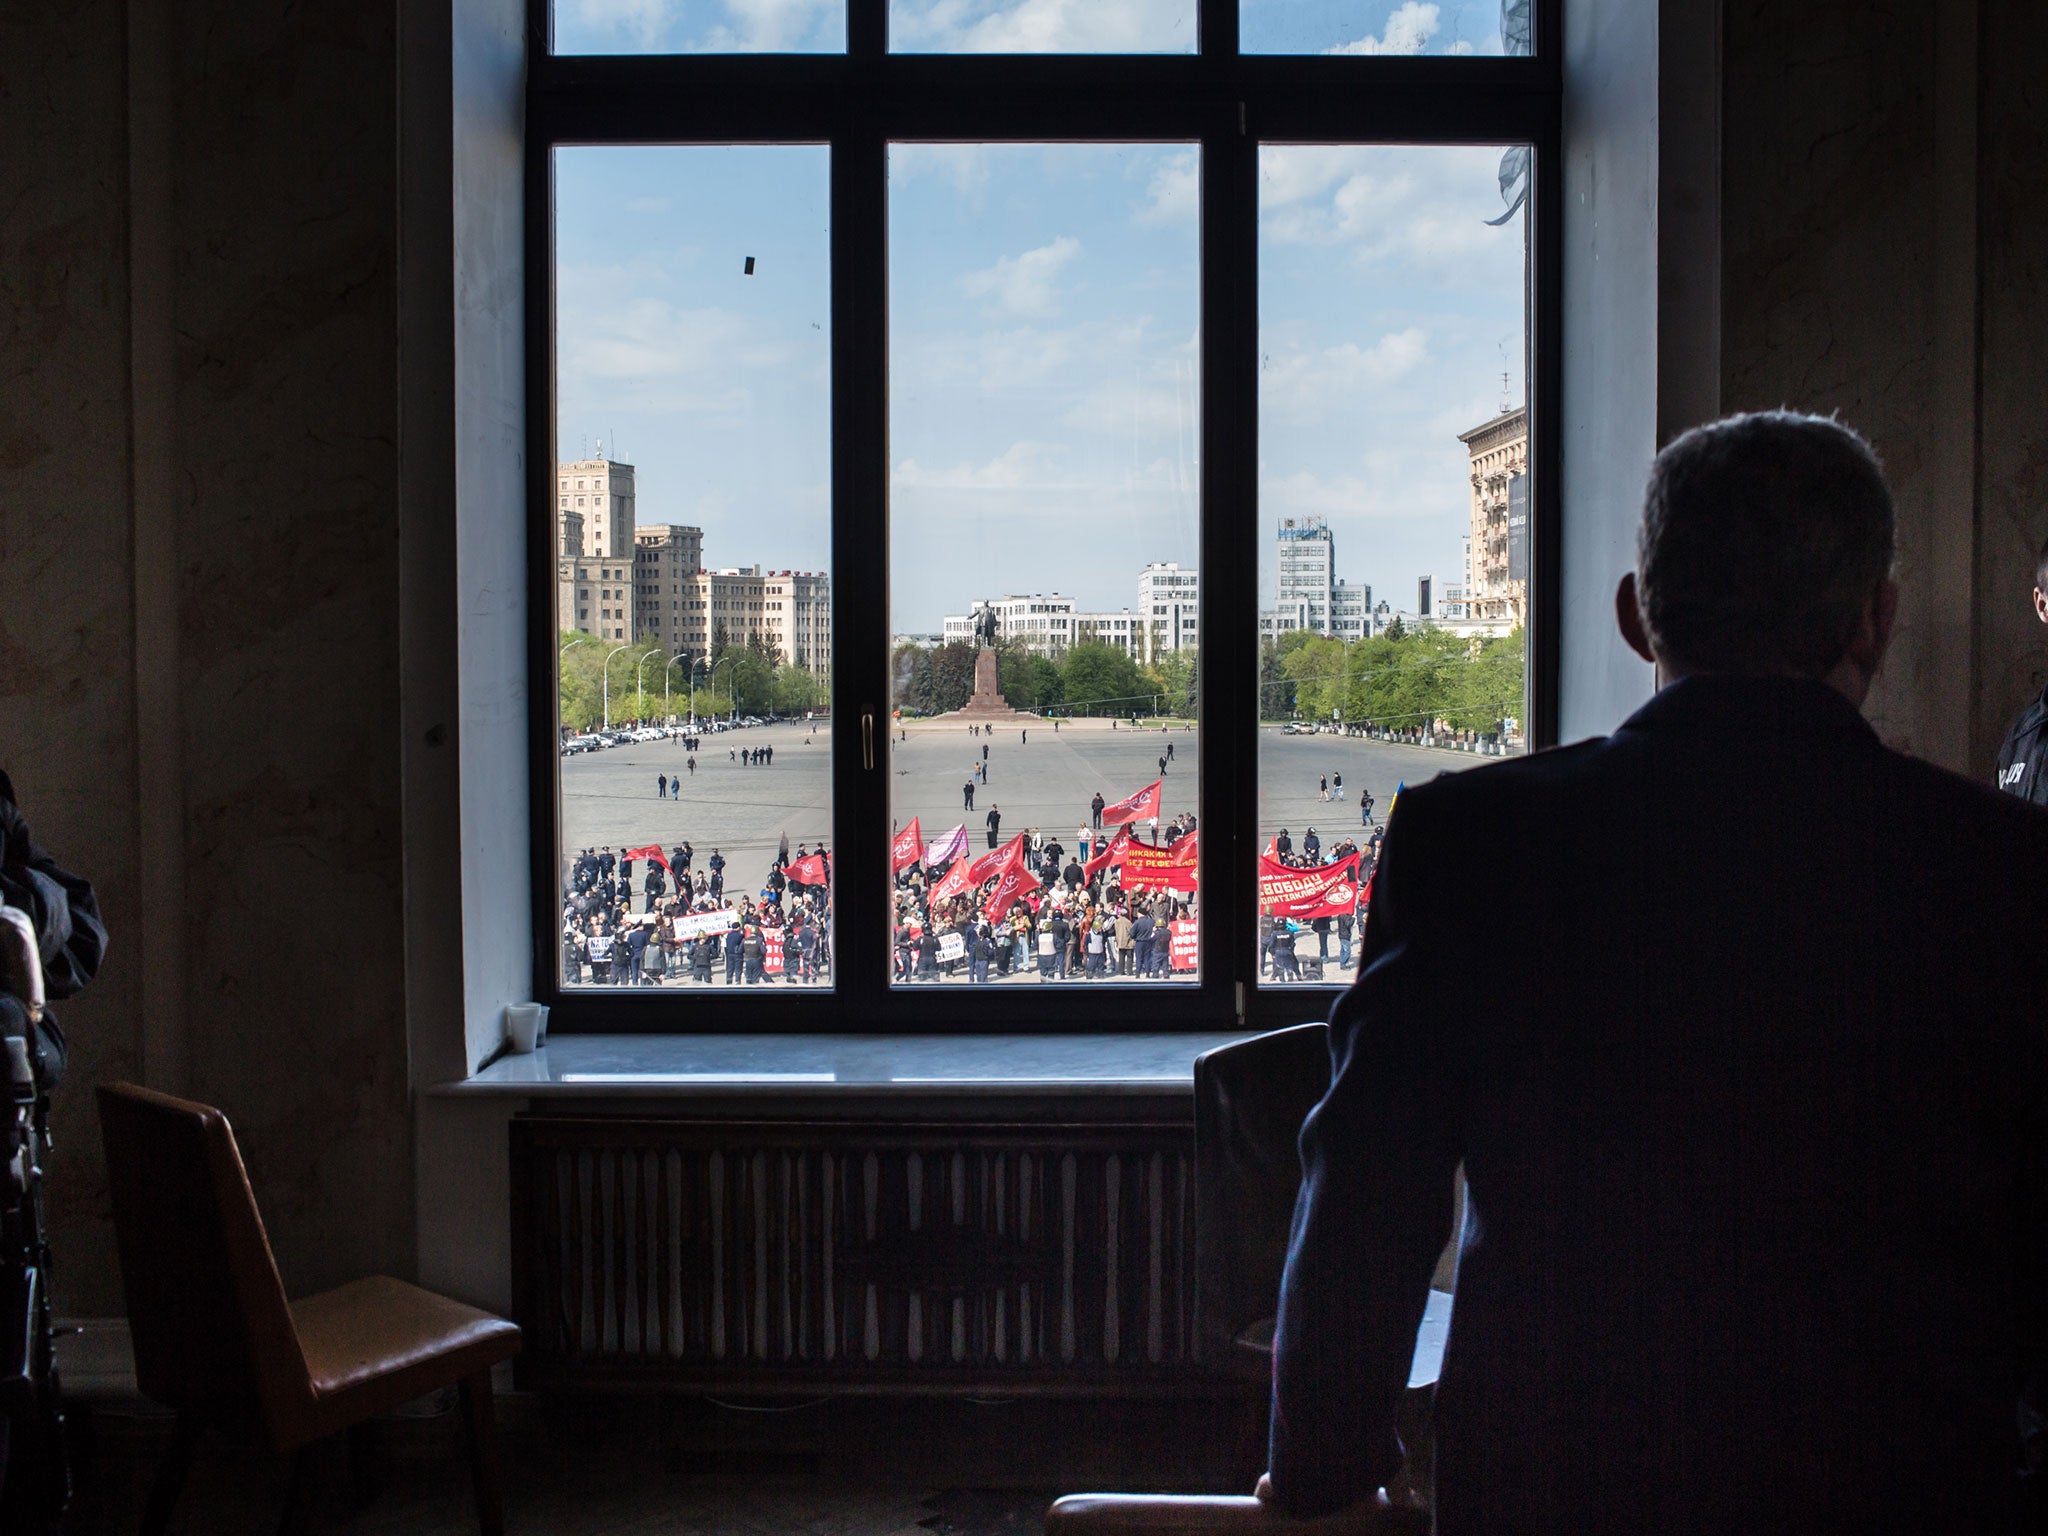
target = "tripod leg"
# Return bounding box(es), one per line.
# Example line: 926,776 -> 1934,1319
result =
139,1415 -> 198,1536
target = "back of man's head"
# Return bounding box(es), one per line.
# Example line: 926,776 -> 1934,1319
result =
1637,411 -> 1895,677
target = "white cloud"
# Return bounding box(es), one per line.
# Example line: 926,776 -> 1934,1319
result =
571,0 -> 676,48
699,0 -> 839,49
1133,150 -> 1198,227
1260,144 -> 1516,279
960,236 -> 1082,317
894,442 -> 1084,491
1324,1 -> 1440,55
894,0 -> 1192,53
1261,328 -> 1430,422
890,143 -> 992,197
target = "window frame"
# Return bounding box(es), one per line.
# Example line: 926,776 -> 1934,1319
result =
526,0 -> 1563,1033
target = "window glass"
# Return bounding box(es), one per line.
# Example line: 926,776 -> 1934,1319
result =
554,145 -> 834,992
1256,143 -> 1529,986
553,0 -> 845,53
888,144 -> 1201,987
1240,0 -> 1530,56
890,1 -> 1195,54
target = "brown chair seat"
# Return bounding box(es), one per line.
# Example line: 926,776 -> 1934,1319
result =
291,1275 -> 520,1432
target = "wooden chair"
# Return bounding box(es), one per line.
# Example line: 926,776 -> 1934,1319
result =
96,1082 -> 521,1535
1045,1491 -> 1429,1536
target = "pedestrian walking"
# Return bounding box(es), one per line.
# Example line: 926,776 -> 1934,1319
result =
1166,741 -> 1174,760
1091,792 -> 1105,829
1332,770 -> 1343,800
964,778 -> 976,810
986,805 -> 1002,849
658,773 -> 667,798
1159,754 -> 1168,777
982,743 -> 989,763
1319,773 -> 1329,801
687,756 -> 696,776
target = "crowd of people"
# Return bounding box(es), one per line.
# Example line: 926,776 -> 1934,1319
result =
891,810 -> 1201,983
560,835 -> 832,987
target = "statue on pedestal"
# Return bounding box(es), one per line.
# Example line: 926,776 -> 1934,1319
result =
973,601 -> 998,649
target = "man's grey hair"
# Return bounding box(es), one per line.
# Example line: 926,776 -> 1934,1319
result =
1636,411 -> 1895,677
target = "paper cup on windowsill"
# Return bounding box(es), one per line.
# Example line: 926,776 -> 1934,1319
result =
504,1002 -> 549,1054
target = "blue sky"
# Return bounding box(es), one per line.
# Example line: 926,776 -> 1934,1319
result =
552,8 -> 1525,634
555,0 -> 1508,56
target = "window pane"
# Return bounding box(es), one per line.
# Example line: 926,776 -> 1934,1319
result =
888,144 -> 1201,987
554,146 -> 834,992
890,2 -> 1195,54
1241,0 -> 1531,56
1256,143 -> 1530,986
553,1 -> 844,53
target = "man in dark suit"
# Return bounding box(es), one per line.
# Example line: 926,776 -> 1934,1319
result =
1265,412 -> 2048,1534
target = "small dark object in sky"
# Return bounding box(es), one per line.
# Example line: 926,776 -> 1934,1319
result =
744,256 -> 756,275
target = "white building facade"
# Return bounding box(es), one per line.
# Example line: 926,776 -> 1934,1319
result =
1136,562 -> 1199,664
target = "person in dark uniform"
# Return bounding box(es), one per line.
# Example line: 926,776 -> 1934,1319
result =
986,805 -> 1002,849
1996,532 -> 2048,805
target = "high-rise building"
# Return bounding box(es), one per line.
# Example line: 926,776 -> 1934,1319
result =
1136,562 -> 1199,664
557,553 -> 636,643
632,524 -> 706,655
1274,515 -> 1336,632
556,455 -> 636,559
1457,406 -> 1529,626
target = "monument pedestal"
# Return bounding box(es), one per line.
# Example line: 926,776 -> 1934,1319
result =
951,646 -> 1030,719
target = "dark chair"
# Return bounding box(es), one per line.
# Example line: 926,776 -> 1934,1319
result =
97,1082 -> 521,1535
1183,1025 -> 1459,1503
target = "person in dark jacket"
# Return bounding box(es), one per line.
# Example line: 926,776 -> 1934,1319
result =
1995,532 -> 2048,804
1266,412 -> 2048,1536
0,773 -> 105,1088
722,922 -> 744,984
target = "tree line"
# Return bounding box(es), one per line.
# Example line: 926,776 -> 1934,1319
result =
1261,623 -> 1525,734
890,638 -> 1200,719
558,628 -> 824,732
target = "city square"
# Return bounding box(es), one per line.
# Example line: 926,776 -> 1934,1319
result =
558,713 -> 1472,988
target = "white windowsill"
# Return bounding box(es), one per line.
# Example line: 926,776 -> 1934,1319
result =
428,1031 -> 1257,1098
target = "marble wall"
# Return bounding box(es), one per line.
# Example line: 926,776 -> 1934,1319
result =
1719,0 -> 2048,777
1972,0 -> 2048,765
1,0 -> 416,1315
0,0 -> 143,1315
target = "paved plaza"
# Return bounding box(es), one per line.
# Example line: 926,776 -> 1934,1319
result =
560,716 -> 1492,989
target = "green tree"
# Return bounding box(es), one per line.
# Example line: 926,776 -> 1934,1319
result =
1060,642 -> 1146,716
1147,647 -> 1198,719
929,641 -> 977,714
1025,654 -> 1065,713
891,641 -> 935,715
771,664 -> 821,715
995,638 -> 1038,709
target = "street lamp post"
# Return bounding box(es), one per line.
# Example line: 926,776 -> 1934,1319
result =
665,651 -> 689,721
601,643 -> 631,729
635,649 -> 657,725
711,656 -> 736,723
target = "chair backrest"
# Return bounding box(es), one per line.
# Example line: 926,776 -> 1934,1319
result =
96,1083 -> 309,1439
1192,1023 -> 1331,1360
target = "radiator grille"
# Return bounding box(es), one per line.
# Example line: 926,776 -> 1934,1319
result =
511,1119 -> 1195,1389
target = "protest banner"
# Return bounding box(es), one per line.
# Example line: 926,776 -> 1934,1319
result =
1169,920 -> 1198,971
1119,833 -> 1199,892
1257,852 -> 1362,919
965,833 -> 1025,886
925,823 -> 968,867
1083,823 -> 1132,881
762,929 -> 785,974
670,908 -> 738,941
937,931 -> 966,964
986,858 -> 1042,922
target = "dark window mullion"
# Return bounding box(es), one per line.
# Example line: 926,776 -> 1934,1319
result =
831,114 -> 893,1020
1201,112 -> 1256,1024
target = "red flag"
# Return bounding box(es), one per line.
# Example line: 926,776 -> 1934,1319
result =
927,855 -> 974,905
965,833 -> 1025,887
985,858 -> 1042,922
624,843 -> 674,879
787,851 -> 831,886
891,818 -> 924,874
1100,779 -> 1164,826
1083,823 -> 1132,881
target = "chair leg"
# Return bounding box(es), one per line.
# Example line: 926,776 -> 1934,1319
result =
139,1414 -> 199,1536
457,1370 -> 505,1536
274,1446 -> 310,1536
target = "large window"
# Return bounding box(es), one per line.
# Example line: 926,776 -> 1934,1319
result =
531,0 -> 1557,1029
